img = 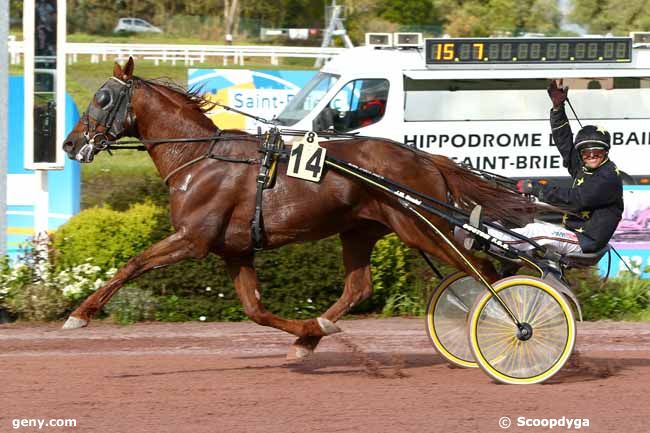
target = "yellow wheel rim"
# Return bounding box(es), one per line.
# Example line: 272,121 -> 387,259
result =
426,272 -> 482,368
469,277 -> 575,384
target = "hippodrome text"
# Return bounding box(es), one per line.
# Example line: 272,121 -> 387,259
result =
405,131 -> 650,171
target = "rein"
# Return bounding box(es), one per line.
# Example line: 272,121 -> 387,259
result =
93,128 -> 371,185
97,128 -> 368,151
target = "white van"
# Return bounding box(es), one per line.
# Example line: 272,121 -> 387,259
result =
274,35 -> 650,181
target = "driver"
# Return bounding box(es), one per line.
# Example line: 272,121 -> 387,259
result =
461,79 -> 624,256
357,95 -> 386,127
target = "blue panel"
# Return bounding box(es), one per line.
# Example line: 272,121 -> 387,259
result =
273,70 -> 315,88
600,248 -> 650,278
188,69 -> 234,92
5,76 -> 81,259
8,212 -> 35,227
8,76 -> 27,174
252,75 -> 288,89
48,93 -> 81,217
252,70 -> 315,90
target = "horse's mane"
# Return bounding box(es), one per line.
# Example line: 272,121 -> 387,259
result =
137,77 -> 217,114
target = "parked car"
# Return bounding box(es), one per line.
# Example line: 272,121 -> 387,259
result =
113,17 -> 162,33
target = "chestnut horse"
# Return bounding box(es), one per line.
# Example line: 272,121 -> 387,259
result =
61,58 -> 536,359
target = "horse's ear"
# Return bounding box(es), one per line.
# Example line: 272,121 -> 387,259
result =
122,57 -> 135,80
113,61 -> 123,79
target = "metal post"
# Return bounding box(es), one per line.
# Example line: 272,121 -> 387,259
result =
23,0 -> 34,173
0,0 -> 9,255
56,0 -> 66,169
23,0 -> 49,239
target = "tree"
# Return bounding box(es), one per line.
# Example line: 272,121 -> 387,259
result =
10,0 -> 23,27
283,0 -> 324,28
377,0 -> 437,25
442,0 -> 560,36
239,0 -> 286,27
523,0 -> 562,34
571,0 -> 650,34
443,1 -> 491,36
224,0 -> 238,42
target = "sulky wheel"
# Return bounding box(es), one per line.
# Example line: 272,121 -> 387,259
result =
425,272 -> 483,368
468,276 -> 576,384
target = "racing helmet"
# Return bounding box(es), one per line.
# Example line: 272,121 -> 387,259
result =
574,125 -> 611,153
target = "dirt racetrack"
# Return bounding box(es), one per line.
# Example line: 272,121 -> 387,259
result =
1,318 -> 649,433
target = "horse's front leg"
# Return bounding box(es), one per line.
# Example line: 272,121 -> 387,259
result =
63,228 -> 207,329
224,256 -> 342,338
288,225 -> 386,359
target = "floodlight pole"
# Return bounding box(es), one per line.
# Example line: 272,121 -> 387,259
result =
315,0 -> 353,67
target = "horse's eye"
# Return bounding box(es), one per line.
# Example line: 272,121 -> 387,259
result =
95,89 -> 112,108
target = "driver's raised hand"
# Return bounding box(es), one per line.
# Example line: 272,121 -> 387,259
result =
547,79 -> 568,110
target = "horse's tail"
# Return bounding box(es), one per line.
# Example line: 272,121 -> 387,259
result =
427,155 -> 538,226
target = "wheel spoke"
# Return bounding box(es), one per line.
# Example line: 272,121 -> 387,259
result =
472,280 -> 574,383
428,274 -> 482,367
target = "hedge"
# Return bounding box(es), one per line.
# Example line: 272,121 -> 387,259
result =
52,202 -> 169,271
27,201 -> 429,322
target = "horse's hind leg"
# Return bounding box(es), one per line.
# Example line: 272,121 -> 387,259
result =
387,210 -> 500,283
224,256 -> 343,339
63,230 -> 208,329
288,224 -> 387,359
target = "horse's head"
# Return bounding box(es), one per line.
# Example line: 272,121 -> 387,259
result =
62,57 -> 138,162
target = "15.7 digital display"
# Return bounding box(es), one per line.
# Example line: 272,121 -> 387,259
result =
425,37 -> 632,65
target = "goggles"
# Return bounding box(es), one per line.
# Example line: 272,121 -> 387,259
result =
580,148 -> 607,159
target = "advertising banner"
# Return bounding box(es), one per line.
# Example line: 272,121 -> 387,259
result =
187,69 -> 317,130
601,185 -> 650,277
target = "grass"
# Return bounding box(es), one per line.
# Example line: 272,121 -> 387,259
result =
83,149 -> 156,177
66,31 -> 282,46
66,61 -> 190,114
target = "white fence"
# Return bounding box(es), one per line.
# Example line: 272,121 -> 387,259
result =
8,40 -> 347,66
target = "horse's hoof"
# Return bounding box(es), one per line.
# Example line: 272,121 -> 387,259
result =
286,344 -> 313,361
317,317 -> 341,335
62,316 -> 88,330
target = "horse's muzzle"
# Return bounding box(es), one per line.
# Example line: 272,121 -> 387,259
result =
75,142 -> 96,163
62,140 -> 76,159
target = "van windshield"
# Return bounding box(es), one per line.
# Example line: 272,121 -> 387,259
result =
275,72 -> 340,126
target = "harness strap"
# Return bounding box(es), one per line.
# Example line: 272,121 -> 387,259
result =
163,155 -> 209,184
163,154 -> 258,185
252,176 -> 266,251
250,128 -> 284,251
163,133 -> 258,185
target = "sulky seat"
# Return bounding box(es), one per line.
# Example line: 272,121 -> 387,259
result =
562,245 -> 610,268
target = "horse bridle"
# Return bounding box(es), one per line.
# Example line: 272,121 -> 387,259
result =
79,76 -> 136,162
